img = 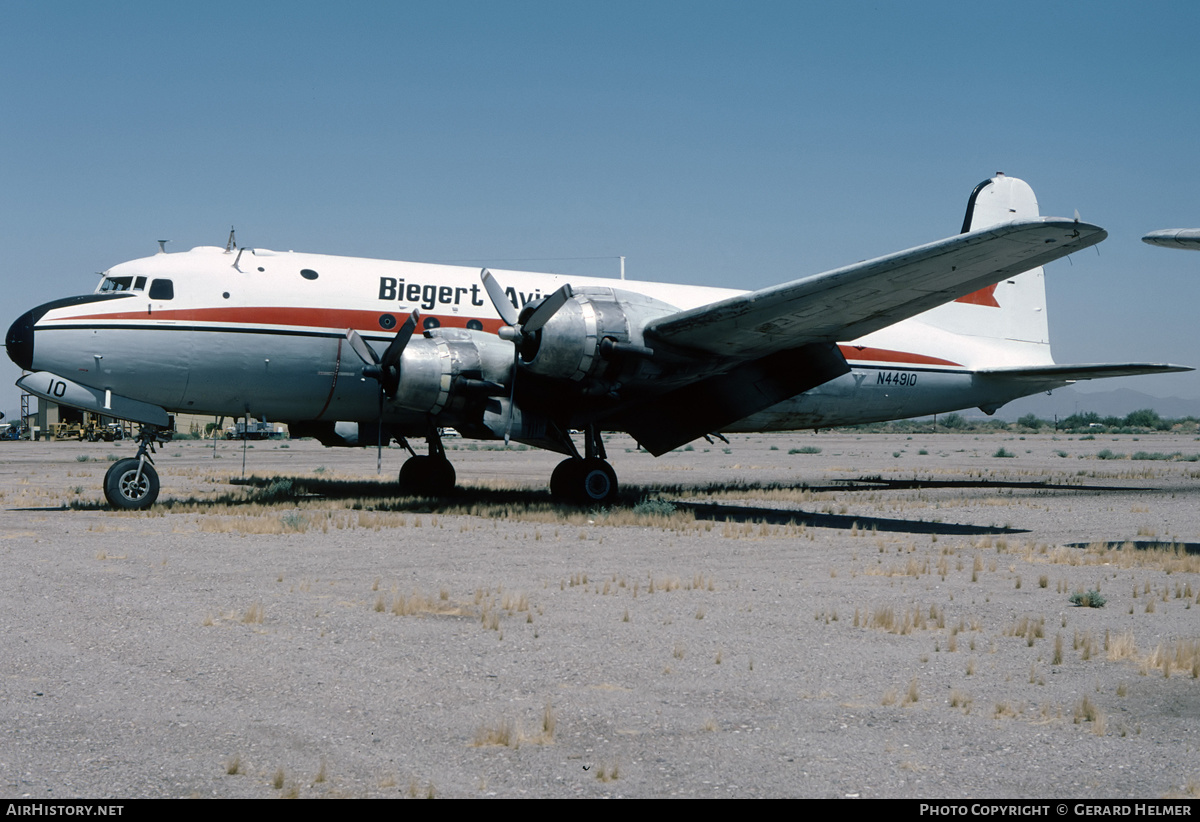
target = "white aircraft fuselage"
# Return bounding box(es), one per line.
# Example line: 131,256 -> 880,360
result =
11,249 -> 1048,430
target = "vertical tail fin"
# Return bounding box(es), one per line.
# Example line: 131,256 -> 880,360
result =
918,173 -> 1054,365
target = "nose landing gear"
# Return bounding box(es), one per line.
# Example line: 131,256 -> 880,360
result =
103,426 -> 170,510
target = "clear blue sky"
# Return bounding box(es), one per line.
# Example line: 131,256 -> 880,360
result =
3,1 -> 1198,419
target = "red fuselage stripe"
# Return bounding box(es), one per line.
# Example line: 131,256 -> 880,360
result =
57,306 -> 509,334
48,307 -> 964,368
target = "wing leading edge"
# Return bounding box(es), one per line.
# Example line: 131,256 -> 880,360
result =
645,218 -> 1106,361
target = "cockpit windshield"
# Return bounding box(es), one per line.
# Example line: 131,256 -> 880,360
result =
97,275 -> 147,293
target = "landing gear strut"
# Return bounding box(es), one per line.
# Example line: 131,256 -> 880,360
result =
397,427 -> 456,496
549,424 -> 619,506
103,426 -> 170,510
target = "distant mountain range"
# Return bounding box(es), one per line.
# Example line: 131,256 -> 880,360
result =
980,387 -> 1200,422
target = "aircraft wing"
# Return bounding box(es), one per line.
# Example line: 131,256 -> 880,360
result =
644,218 -> 1106,361
978,363 -> 1192,381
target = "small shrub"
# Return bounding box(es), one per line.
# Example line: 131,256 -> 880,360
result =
252,478 -> 294,502
1070,589 -> 1107,608
280,512 -> 306,531
993,447 -> 1015,458
632,497 -> 676,516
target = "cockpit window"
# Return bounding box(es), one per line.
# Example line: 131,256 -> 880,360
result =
98,276 -> 149,293
99,276 -> 134,292
148,279 -> 174,300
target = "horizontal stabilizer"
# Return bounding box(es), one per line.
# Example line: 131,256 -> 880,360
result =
1142,229 -> 1200,251
978,363 -> 1192,382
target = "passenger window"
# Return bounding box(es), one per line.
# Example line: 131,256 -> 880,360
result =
149,279 -> 174,300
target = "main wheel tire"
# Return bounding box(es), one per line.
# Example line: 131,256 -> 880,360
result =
103,458 -> 160,510
549,458 -> 582,503
398,456 -> 456,496
577,458 -> 618,506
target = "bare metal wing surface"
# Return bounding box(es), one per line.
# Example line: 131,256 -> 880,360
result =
645,218 -> 1106,361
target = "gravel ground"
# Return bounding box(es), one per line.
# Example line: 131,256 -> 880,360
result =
1,431 -> 1199,799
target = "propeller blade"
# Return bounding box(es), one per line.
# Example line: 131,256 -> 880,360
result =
345,328 -> 381,367
481,269 -> 519,326
504,346 -> 518,445
480,269 -> 575,447
376,390 -> 384,474
380,308 -> 420,370
522,283 -> 573,333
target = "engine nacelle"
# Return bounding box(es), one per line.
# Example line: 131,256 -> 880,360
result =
518,287 -> 677,383
391,328 -> 512,417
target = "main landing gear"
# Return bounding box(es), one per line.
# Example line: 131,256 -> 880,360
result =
103,426 -> 170,510
391,424 -> 620,505
396,428 -> 456,496
549,424 -> 619,506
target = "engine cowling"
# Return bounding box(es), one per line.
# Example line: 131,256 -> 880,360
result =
516,287 -> 677,383
390,328 -> 512,417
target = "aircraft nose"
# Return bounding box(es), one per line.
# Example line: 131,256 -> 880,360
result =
6,308 -> 36,371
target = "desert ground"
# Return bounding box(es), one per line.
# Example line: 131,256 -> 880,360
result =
1,430 -> 1199,799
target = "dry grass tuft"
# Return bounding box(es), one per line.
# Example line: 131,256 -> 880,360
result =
594,761 -> 621,782
472,718 -> 520,748
1004,615 -> 1045,646
904,676 -> 919,705
1075,691 -> 1099,724
1143,640 -> 1200,679
863,602 -> 942,635
241,602 -> 264,624
474,706 -> 560,749
993,701 -> 1018,719
1107,629 -> 1139,661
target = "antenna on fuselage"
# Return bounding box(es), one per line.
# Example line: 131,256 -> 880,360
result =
619,256 -> 625,280
156,240 -> 169,254
225,226 -> 237,252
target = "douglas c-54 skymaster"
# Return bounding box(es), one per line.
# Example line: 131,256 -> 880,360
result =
5,174 -> 1189,509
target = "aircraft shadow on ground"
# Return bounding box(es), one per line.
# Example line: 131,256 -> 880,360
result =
1066,540 -> 1200,555
43,473 -> 1150,535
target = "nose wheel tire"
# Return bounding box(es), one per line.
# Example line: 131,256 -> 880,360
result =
550,458 -> 618,506
103,458 -> 160,510
398,455 -> 456,496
